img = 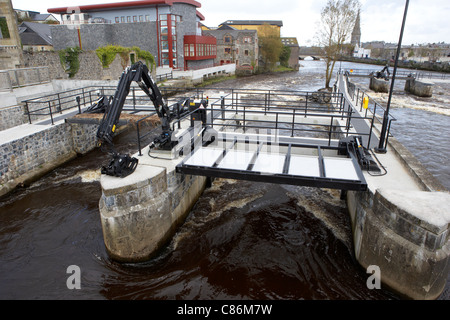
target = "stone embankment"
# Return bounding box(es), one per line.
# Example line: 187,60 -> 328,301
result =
0,122 -> 98,197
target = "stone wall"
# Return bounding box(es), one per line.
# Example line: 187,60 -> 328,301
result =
50,22 -> 159,62
0,122 -> 99,197
23,51 -> 125,81
0,104 -> 26,131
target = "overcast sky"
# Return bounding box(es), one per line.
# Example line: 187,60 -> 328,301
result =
11,0 -> 450,46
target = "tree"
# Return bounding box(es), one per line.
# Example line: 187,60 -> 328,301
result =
280,45 -> 291,68
259,24 -> 283,72
316,0 -> 361,88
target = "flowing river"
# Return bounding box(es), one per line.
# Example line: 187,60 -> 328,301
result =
0,61 -> 448,300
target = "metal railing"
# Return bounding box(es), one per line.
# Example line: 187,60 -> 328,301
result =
415,71 -> 450,80
23,85 -> 163,125
156,72 -> 173,82
342,72 -> 397,150
160,88 -> 380,149
342,68 -> 416,78
0,67 -> 50,91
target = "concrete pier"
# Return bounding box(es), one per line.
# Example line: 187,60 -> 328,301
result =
340,75 -> 450,299
369,76 -> 389,93
405,78 -> 434,97
99,161 -> 207,262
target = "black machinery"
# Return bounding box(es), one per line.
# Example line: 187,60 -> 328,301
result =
94,61 -> 199,178
338,135 -> 380,172
373,65 -> 390,81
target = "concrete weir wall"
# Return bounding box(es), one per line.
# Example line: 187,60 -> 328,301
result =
0,122 -> 98,197
347,187 -> 450,300
339,75 -> 449,299
98,158 -> 206,262
344,122 -> 449,299
405,78 -> 434,97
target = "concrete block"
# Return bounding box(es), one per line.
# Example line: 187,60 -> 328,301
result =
405,78 -> 434,97
369,76 -> 389,93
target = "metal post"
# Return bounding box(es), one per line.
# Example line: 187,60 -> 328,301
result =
76,96 -> 81,114
48,101 -> 54,125
26,101 -> 32,124
57,93 -> 62,114
375,0 -> 409,153
221,96 -> 225,120
305,92 -> 308,117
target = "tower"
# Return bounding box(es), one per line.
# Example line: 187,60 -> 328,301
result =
351,10 -> 361,48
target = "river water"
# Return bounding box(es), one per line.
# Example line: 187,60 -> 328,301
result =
0,61 -> 448,300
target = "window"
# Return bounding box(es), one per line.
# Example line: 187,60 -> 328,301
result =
224,47 -> 231,54
133,16 -> 137,22
224,36 -> 232,43
145,15 -> 150,21
115,17 -> 119,23
245,50 -> 249,56
121,16 -> 125,23
139,15 -> 143,22
127,16 -> 131,23
244,37 -> 251,43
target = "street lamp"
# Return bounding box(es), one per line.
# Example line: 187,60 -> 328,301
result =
375,0 -> 409,153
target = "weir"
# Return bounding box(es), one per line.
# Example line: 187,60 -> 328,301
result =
1,67 -> 448,300
93,70 -> 450,299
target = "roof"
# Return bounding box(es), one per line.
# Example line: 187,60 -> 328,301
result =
204,28 -> 257,40
221,20 -> 283,27
48,0 -> 201,13
281,37 -> 299,46
32,14 -> 56,21
18,22 -> 52,46
217,24 -> 237,31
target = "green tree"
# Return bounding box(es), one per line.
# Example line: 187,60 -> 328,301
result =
280,45 -> 291,68
316,0 -> 361,88
259,24 -> 283,72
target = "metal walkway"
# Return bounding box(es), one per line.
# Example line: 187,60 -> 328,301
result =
176,138 -> 368,191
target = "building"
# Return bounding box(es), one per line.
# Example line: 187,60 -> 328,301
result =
350,10 -> 361,48
14,9 -> 59,24
219,20 -> 283,37
350,10 -> 371,58
18,22 -> 53,52
48,0 -> 216,70
281,37 -> 300,70
203,27 -> 258,73
0,0 -> 23,69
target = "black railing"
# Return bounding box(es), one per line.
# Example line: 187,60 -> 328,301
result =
342,72 -> 397,150
156,72 -> 173,82
23,85 -> 163,125
204,89 -> 376,147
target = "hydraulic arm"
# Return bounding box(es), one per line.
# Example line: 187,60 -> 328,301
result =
96,61 -> 179,177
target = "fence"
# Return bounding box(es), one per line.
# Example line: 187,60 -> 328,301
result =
163,87 -> 381,150
342,72 -> 397,150
22,81 -> 389,152
0,67 -> 50,91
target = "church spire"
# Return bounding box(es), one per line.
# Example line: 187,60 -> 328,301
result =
351,9 -> 361,48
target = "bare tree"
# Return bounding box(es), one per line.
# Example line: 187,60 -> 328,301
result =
316,0 -> 361,88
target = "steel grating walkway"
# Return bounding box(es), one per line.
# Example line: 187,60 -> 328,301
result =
176,139 -> 368,191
